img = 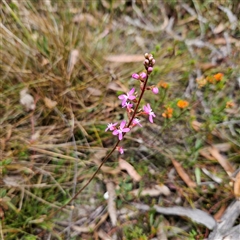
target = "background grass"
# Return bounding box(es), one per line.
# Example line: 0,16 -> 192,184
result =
1,0 -> 240,239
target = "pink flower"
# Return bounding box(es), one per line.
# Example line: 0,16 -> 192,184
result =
105,122 -> 118,132
139,72 -> 147,80
132,118 -> 142,127
143,103 -> 156,123
152,87 -> 159,94
117,146 -> 124,154
148,67 -> 153,73
118,88 -> 136,106
132,73 -> 139,79
123,102 -> 133,111
112,120 -> 130,140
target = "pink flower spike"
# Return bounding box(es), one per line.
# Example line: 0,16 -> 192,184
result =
152,87 -> 159,94
139,72 -> 147,79
105,122 -> 118,132
132,73 -> 139,79
118,88 -> 136,106
143,103 -> 156,123
112,120 -> 130,140
132,118 -> 142,127
117,146 -> 124,154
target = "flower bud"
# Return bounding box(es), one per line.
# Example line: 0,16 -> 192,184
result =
152,87 -> 159,94
139,72 -> 147,80
144,53 -> 149,58
151,59 -> 155,65
132,73 -> 139,79
144,59 -> 149,65
148,67 -> 153,73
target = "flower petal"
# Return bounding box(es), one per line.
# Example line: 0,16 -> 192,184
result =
129,88 -> 135,95
149,115 -> 153,123
128,95 -> 136,100
118,95 -> 126,100
112,130 -> 119,135
120,120 -> 126,129
118,132 -> 123,140
122,128 -> 130,132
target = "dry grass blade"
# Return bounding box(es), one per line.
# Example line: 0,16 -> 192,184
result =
104,54 -> 144,62
171,159 -> 197,188
67,49 -> 79,78
28,147 -> 84,164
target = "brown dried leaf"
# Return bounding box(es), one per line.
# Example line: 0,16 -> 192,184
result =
119,158 -> 141,182
0,207 -> 4,218
211,37 -> 240,45
199,147 -> 216,160
213,23 -> 226,34
92,150 -> 121,175
98,229 -> 112,240
87,87 -> 102,96
214,204 -> 227,222
191,120 -> 202,132
198,62 -> 217,71
41,57 -> 49,66
44,97 -> 57,109
234,171 -> 240,198
131,184 -> 171,197
104,54 -> 144,63
213,143 -> 231,152
208,147 -> 234,176
171,159 -> 197,188
107,82 -> 124,92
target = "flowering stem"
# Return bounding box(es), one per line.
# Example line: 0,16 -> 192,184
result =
127,74 -> 149,127
48,54 -> 154,218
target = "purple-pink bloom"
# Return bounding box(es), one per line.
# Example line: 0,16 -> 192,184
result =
112,120 -> 130,140
132,118 -> 142,127
105,122 -> 118,132
152,87 -> 159,94
132,73 -> 139,79
117,146 -> 124,154
139,72 -> 147,79
123,102 -> 133,111
118,88 -> 136,107
148,67 -> 153,73
143,103 -> 156,123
